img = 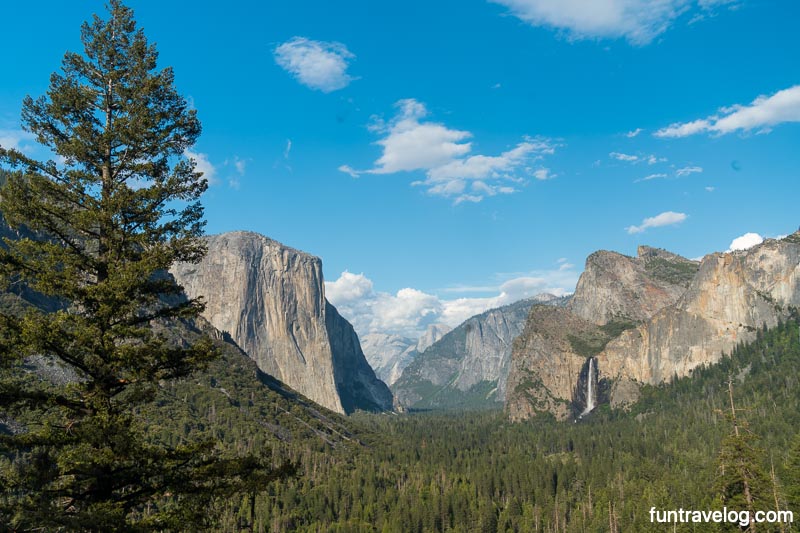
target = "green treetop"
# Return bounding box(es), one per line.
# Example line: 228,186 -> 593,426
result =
0,1 -> 289,529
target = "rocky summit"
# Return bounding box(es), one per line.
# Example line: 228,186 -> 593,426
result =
506,234 -> 800,421
171,231 -> 392,414
567,246 -> 697,325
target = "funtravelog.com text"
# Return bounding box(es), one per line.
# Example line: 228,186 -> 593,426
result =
650,507 -> 794,527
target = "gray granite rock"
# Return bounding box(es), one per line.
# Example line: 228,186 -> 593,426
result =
171,231 -> 392,414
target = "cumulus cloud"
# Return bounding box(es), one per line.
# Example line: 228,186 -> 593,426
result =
325,266 -> 578,338
727,232 -> 763,252
274,37 -> 356,93
341,99 -> 557,203
490,0 -> 732,45
370,100 -> 472,174
626,211 -> 687,234
184,150 -> 218,185
325,271 -> 374,303
626,128 -> 643,137
655,85 -> 800,138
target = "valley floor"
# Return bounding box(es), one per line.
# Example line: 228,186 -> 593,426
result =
215,318 -> 800,532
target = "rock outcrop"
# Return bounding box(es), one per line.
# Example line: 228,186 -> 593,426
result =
568,246 -> 697,324
361,324 -> 451,387
600,234 -> 800,406
171,231 -> 392,414
393,296 -> 566,410
506,234 -> 800,420
506,306 -> 599,421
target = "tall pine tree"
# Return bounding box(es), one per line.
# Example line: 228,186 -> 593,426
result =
715,380 -> 772,531
0,1 -> 291,529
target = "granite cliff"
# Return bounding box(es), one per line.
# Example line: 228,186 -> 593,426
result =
568,246 -> 697,324
506,235 -> 800,421
171,231 -> 392,414
601,234 -> 800,407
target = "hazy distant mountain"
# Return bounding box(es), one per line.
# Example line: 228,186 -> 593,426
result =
361,324 -> 451,386
392,294 -> 568,410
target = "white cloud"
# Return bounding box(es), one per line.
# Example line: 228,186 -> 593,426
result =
234,157 -> 247,175
610,152 -> 666,164
655,85 -> 800,138
325,266 -> 578,338
184,150 -> 218,185
283,139 -> 292,160
655,118 -> 711,138
626,128 -> 643,137
326,271 -> 375,304
705,186 -> 715,192
0,129 -> 35,153
342,99 -> 557,203
610,151 -> 639,162
626,211 -> 687,234
676,166 -> 703,176
727,232 -> 763,252
697,0 -> 737,6
274,37 -> 356,93
369,99 -> 472,174
489,0 -> 735,45
338,164 -> 360,178
634,173 -> 668,183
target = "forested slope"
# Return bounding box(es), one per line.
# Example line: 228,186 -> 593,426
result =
241,315 -> 800,532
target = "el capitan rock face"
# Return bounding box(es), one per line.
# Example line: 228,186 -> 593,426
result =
171,231 -> 392,414
506,235 -> 800,421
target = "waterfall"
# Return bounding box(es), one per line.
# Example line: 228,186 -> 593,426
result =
581,357 -> 596,417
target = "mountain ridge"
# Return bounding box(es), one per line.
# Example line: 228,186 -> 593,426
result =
506,233 -> 800,420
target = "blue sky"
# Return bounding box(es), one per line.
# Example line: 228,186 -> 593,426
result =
1,1 -> 799,338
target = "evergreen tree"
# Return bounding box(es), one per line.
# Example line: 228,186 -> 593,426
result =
0,1 -> 292,529
715,380 -> 772,531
